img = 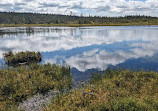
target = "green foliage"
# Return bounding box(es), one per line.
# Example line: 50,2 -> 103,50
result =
3,51 -> 42,67
46,70 -> 158,111
91,98 -> 147,111
89,72 -> 103,84
113,98 -> 146,111
0,63 -> 72,110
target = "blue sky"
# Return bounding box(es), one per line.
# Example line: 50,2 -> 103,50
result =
0,0 -> 158,16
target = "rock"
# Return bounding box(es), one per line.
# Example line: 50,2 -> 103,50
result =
18,90 -> 59,111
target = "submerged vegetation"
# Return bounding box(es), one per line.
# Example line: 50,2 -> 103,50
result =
0,51 -> 72,111
0,12 -> 158,27
46,69 -> 158,111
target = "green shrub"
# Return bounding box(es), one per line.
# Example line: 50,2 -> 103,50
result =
0,63 -> 72,110
46,70 -> 158,111
3,51 -> 42,67
90,72 -> 103,84
113,97 -> 146,111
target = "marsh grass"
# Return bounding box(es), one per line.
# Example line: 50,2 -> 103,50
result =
0,63 -> 72,111
45,69 -> 158,111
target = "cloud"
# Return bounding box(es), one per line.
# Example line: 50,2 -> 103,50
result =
0,26 -> 158,71
96,5 -> 111,12
69,1 -> 84,9
0,26 -> 157,55
65,41 -> 158,71
39,2 -> 59,8
0,0 -> 158,16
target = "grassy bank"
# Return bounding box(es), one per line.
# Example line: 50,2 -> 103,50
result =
45,69 -> 158,111
0,51 -> 158,111
0,22 -> 158,27
0,63 -> 72,111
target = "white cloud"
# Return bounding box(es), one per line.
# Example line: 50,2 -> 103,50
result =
0,0 -> 158,16
0,26 -> 157,56
0,26 -> 158,71
65,41 -> 158,71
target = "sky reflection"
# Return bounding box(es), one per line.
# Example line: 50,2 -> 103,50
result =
0,26 -> 158,72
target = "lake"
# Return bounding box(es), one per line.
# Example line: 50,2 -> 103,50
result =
0,26 -> 158,81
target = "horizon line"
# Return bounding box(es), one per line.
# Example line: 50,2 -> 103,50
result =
1,11 -> 157,18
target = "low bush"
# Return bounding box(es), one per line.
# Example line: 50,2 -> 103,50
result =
0,63 -> 72,110
3,51 -> 42,67
113,97 -> 146,111
46,70 -> 158,111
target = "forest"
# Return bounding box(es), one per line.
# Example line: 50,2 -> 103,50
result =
0,12 -> 158,26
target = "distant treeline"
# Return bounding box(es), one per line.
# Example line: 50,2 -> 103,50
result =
0,12 -> 158,25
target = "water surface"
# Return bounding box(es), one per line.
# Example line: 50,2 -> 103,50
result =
0,26 -> 158,80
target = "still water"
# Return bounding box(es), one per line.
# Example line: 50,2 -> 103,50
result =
0,26 -> 158,80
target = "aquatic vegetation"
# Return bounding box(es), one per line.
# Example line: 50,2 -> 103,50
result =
3,51 -> 42,67
45,69 -> 158,111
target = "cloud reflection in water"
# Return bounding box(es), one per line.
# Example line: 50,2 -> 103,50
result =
0,26 -> 158,71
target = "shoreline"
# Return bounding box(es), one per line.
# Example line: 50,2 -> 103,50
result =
0,23 -> 158,27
